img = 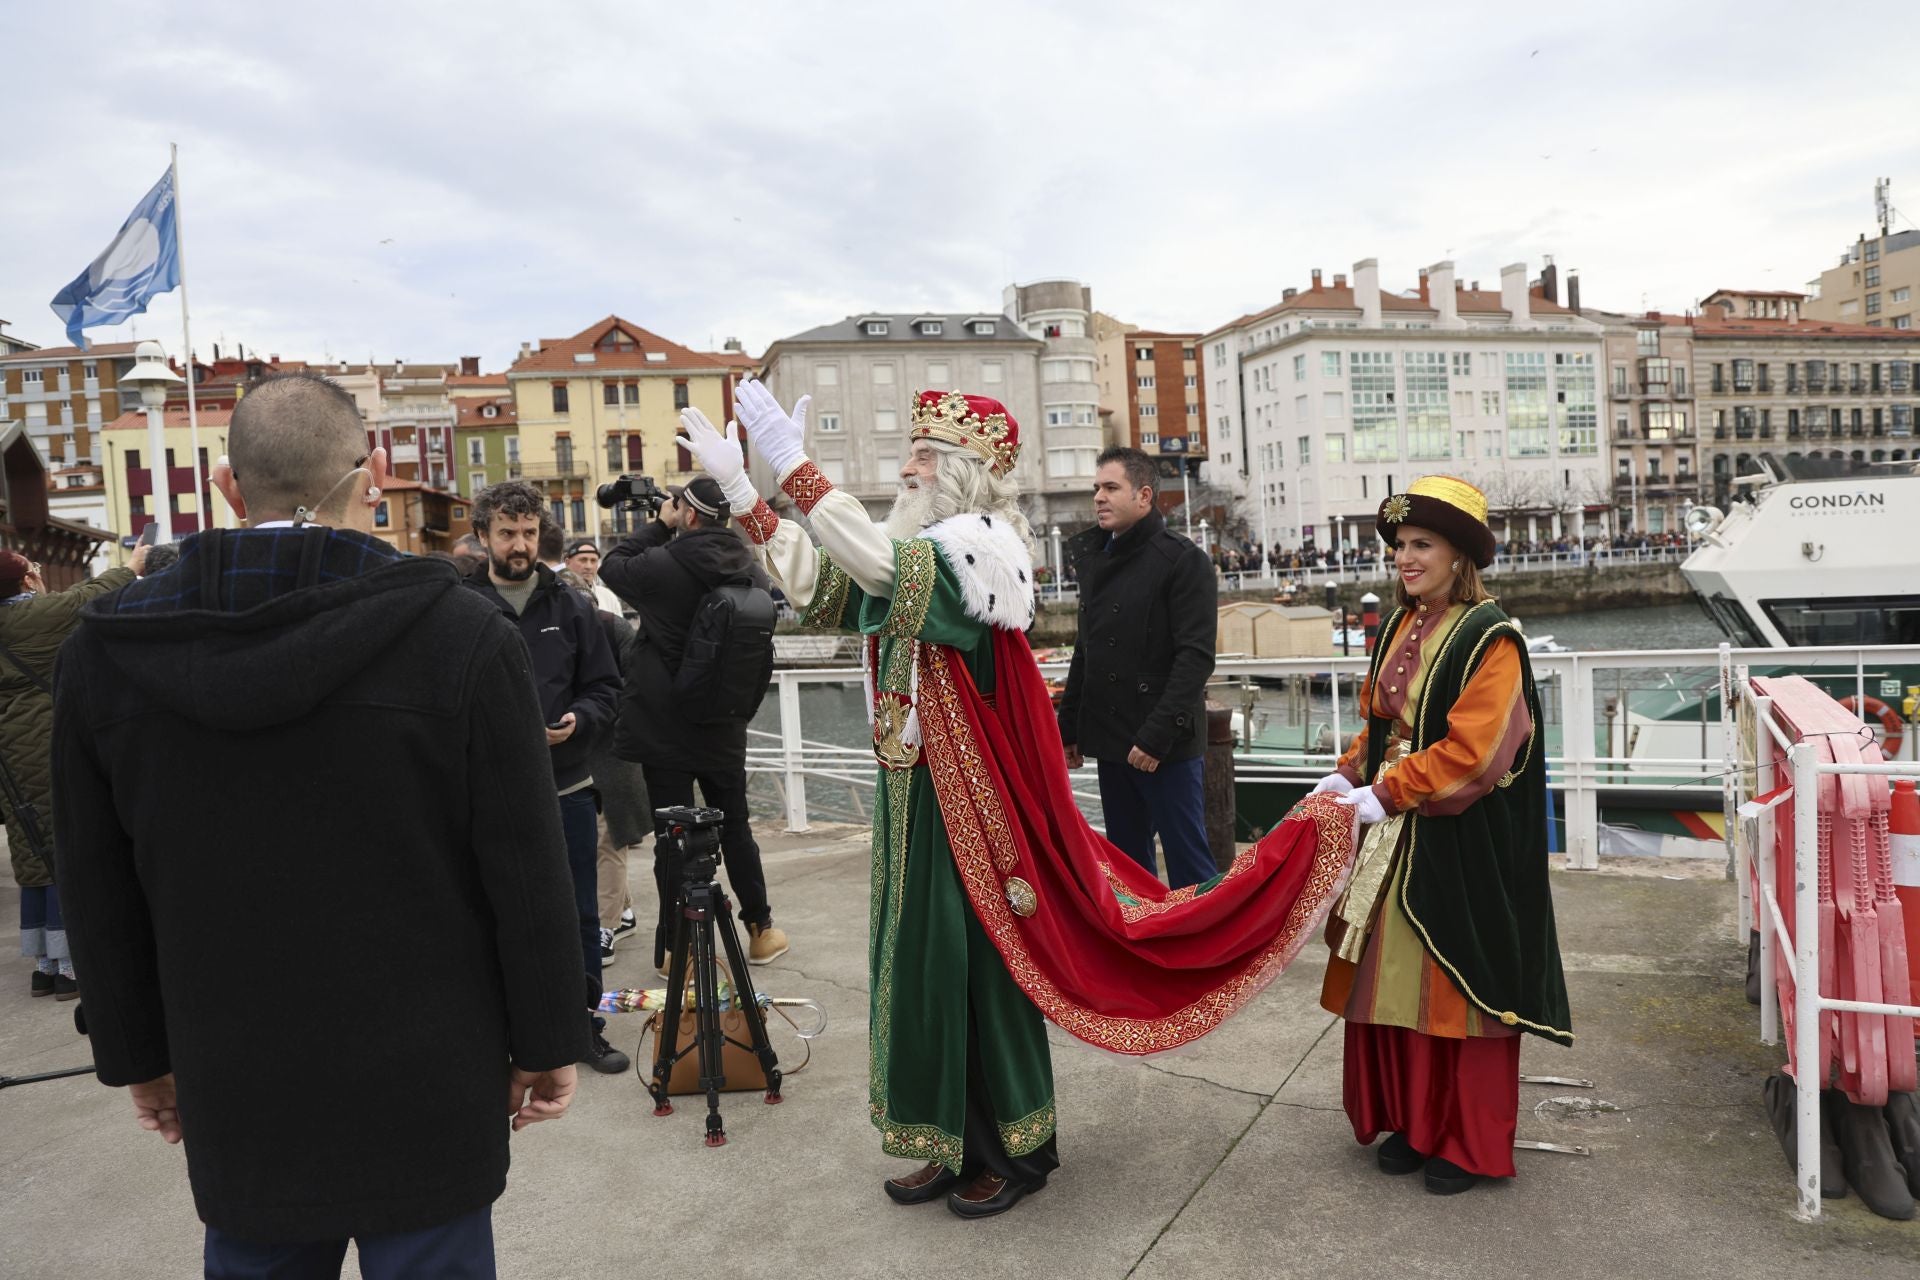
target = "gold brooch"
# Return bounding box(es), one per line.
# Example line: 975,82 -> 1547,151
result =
1381,494 -> 1412,523
1004,877 -> 1038,917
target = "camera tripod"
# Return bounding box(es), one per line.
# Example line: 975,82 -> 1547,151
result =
645,807 -> 782,1146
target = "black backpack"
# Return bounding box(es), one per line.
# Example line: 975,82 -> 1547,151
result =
672,582 -> 776,722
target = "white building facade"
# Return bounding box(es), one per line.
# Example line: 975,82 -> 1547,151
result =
1201,258 -> 1612,556
1003,279 -> 1103,523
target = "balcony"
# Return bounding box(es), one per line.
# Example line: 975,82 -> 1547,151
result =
1732,381 -> 1755,395
1639,382 -> 1670,397
1755,379 -> 1772,393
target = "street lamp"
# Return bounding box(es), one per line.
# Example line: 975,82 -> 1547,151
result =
1331,514 -> 1345,581
1197,519 -> 1210,553
121,341 -> 183,546
1049,525 -> 1062,598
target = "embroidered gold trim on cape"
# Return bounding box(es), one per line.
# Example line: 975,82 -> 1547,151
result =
880,539 -> 937,639
800,550 -> 851,629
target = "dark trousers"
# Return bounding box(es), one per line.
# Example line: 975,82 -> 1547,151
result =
1096,755 -> 1214,889
204,1205 -> 494,1279
557,789 -> 601,1013
642,764 -> 770,959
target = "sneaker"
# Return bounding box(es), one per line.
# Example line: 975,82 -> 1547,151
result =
747,922 -> 790,966
599,927 -> 617,966
30,970 -> 54,998
583,1030 -> 630,1075
612,910 -> 638,942
53,973 -> 79,1002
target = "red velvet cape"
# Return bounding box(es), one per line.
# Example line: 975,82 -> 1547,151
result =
913,628 -> 1357,1055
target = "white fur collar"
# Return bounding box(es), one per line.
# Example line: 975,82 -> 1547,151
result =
923,512 -> 1036,632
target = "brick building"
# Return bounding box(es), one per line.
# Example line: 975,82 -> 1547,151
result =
0,341 -> 139,466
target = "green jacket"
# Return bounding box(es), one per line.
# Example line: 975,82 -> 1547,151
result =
1363,599 -> 1573,1045
0,567 -> 135,886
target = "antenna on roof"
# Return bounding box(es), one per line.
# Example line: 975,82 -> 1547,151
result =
1877,178 -> 1892,238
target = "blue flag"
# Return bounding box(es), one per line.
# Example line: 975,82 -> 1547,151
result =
49,167 -> 181,350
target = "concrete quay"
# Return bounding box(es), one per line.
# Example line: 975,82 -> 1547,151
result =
5,827 -> 1919,1279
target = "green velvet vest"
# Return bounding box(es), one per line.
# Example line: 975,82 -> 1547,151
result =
1362,600 -> 1573,1045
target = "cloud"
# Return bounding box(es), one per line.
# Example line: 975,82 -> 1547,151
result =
2,0 -> 1915,368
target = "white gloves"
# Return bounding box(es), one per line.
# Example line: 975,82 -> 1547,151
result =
677,408 -> 758,513
1335,786 -> 1388,825
734,378 -> 810,479
1308,773 -> 1354,798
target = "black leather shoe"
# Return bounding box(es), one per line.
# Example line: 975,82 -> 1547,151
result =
30,970 -> 54,998
947,1172 -> 1045,1219
884,1163 -> 962,1205
1423,1156 -> 1480,1195
1376,1131 -> 1426,1175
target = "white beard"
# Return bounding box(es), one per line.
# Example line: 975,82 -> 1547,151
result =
884,481 -> 937,540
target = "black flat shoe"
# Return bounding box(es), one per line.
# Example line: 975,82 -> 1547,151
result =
884,1163 -> 962,1205
30,970 -> 54,998
1423,1156 -> 1480,1195
947,1172 -> 1045,1219
1376,1131 -> 1426,1175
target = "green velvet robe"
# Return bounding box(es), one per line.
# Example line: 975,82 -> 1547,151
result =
802,537 -> 1057,1170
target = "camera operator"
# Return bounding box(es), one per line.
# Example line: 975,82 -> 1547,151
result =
600,475 -> 790,967
462,480 -> 627,1075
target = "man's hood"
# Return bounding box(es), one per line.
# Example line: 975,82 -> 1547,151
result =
79,532 -> 462,733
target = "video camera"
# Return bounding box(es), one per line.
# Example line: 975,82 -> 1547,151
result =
596,473 -> 666,516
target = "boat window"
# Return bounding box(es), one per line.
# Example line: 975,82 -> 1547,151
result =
1702,594 -> 1767,647
1759,595 -> 1920,646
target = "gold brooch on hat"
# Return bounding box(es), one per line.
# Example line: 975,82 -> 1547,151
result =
1381,494 -> 1412,523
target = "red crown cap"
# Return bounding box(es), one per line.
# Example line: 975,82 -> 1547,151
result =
908,390 -> 1020,476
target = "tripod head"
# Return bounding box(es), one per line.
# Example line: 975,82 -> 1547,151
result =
657,804 -> 725,887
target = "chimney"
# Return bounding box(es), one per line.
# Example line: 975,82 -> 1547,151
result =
723,337 -> 744,353
269,354 -> 280,364
1471,280 -> 1480,292
1567,270 -> 1581,313
1354,258 -> 1381,328
1333,272 -> 1347,288
212,342 -> 221,361
1282,287 -> 1298,301
518,341 -> 532,361
1539,255 -> 1559,306
461,355 -> 480,376
1430,260 -> 1458,326
1417,266 -> 1430,303
1500,262 -> 1531,325
1310,268 -> 1323,289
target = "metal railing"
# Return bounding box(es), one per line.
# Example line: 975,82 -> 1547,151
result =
755,642 -> 1920,876
1730,665 -> 1920,1220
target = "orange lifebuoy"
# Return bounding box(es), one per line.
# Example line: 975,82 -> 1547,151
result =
1840,694 -> 1906,758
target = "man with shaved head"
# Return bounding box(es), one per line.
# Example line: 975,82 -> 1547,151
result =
53,371 -> 587,1275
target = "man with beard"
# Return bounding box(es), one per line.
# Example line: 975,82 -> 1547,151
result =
676,382 -> 1359,1221
463,480 -> 627,1074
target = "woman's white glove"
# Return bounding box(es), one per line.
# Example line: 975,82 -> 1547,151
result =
733,378 -> 810,478
677,408 -> 759,514
1308,772 -> 1354,797
1335,786 -> 1388,825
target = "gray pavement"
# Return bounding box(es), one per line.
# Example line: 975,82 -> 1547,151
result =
6,829 -> 1920,1279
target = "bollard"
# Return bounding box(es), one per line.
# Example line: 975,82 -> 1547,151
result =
1361,591 -> 1381,654
1204,701 -> 1237,871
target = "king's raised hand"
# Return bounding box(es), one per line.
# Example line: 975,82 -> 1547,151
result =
734,378 -> 809,477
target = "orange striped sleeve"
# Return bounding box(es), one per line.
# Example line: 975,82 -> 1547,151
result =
1374,636 -> 1530,816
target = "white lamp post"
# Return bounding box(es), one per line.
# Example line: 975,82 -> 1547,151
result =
121,341 -> 184,545
1331,514 -> 1345,581
1049,525 -> 1062,598
1197,519 -> 1210,553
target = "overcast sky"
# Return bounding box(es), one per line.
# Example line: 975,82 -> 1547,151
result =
4,1 -> 1915,369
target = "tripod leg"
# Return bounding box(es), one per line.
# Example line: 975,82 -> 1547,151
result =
715,896 -> 784,1104
648,890 -> 697,1117
691,892 -> 728,1147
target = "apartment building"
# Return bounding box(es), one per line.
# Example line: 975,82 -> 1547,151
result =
0,321 -> 37,358
1805,229 -> 1920,330
1691,288 -> 1919,506
0,341 -> 138,466
1200,257 -> 1610,554
97,406 -> 239,562
1004,279 -> 1104,522
507,316 -> 736,541
757,312 -> 1045,521
1584,308 -> 1702,535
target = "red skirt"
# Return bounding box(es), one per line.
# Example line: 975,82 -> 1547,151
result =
1343,1023 -> 1521,1178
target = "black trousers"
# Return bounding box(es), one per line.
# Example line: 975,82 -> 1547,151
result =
962,1008 -> 1059,1185
642,764 -> 771,961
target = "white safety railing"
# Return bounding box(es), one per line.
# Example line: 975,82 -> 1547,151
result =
755,643 -> 1920,857
1735,680 -> 1920,1220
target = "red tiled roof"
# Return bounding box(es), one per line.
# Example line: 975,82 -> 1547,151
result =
455,398 -> 518,428
103,407 -> 235,431
1691,314 -> 1920,340
510,316 -> 727,376
0,341 -> 138,363
1704,288 -> 1807,300
1124,331 -> 1204,341
1214,278 -> 1574,335
702,351 -> 760,370
446,373 -> 508,388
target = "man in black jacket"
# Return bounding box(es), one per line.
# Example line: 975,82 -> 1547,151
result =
462,480 -> 625,1075
600,475 -> 789,967
53,372 -> 584,1274
1058,447 -> 1218,888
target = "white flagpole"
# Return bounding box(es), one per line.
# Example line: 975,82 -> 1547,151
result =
172,143 -> 206,532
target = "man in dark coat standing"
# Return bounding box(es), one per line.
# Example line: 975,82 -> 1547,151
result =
600,475 -> 788,968
462,481 -> 624,1075
1058,446 -> 1218,888
53,372 -> 585,1276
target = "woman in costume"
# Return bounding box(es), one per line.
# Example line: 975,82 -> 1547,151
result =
1310,475 -> 1572,1195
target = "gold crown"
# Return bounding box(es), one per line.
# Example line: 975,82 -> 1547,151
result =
909,391 -> 1019,476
